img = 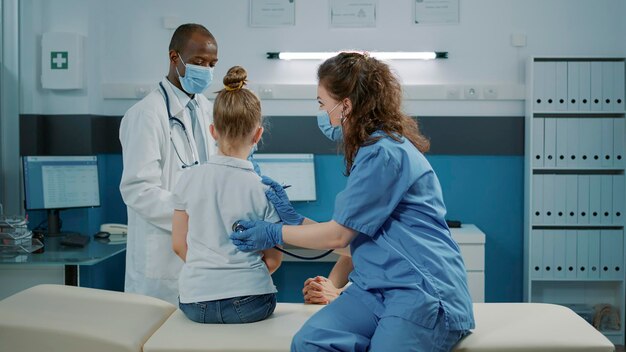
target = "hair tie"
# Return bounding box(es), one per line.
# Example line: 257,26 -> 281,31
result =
224,81 -> 244,91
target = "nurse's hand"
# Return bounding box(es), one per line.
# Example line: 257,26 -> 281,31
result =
230,220 -> 283,252
262,176 -> 304,225
302,276 -> 342,305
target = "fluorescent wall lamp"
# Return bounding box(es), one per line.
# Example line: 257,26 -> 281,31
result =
266,51 -> 448,60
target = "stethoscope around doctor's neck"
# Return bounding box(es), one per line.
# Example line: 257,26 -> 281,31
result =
159,82 -> 199,169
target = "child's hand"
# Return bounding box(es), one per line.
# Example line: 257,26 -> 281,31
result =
302,276 -> 342,305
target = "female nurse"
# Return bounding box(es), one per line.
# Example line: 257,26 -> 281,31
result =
231,52 -> 474,352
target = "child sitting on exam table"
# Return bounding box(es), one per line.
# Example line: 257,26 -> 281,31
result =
171,66 -> 282,324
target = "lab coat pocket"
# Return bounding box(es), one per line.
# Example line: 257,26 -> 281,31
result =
145,234 -> 182,279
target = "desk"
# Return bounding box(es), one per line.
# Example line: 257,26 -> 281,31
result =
0,237 -> 125,298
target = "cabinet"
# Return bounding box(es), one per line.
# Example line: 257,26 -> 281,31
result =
524,57 -> 626,345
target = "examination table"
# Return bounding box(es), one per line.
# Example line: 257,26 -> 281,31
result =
0,285 -> 615,352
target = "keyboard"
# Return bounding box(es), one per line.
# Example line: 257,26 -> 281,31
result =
60,234 -> 90,248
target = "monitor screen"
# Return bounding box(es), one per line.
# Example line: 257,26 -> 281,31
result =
23,156 -> 100,210
253,153 -> 316,201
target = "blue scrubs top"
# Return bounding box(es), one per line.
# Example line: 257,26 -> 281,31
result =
333,131 -> 475,331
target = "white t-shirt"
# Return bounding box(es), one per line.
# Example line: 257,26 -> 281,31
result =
171,155 -> 280,303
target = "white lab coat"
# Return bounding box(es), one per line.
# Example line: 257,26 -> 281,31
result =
119,78 -> 216,304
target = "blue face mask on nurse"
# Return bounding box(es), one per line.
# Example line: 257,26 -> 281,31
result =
316,101 -> 344,141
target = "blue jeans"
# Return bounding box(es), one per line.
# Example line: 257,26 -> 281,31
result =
179,293 -> 276,324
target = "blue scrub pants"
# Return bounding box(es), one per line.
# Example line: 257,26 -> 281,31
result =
291,291 -> 468,352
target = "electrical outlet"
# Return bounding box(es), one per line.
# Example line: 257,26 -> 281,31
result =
483,86 -> 498,99
258,87 -> 274,99
464,86 -> 480,100
446,87 -> 461,99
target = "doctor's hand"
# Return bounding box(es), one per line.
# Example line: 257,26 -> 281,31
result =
230,220 -> 283,252
262,176 -> 305,225
302,276 -> 342,305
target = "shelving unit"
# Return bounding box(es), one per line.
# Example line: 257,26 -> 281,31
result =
524,57 -> 626,346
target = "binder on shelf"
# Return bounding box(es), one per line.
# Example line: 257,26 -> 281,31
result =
532,174 -> 544,224
556,62 -> 568,111
554,175 -> 567,223
578,118 -> 592,167
588,118 -> 603,167
531,230 -> 543,279
614,61 -> 625,111
542,230 -> 555,279
600,230 -> 612,279
566,117 -> 579,167
553,230 -> 566,278
543,175 -> 555,224
544,118 -> 557,167
565,175 -> 578,225
567,61 -> 580,111
600,175 -> 613,225
534,62 -> 546,111
577,175 -> 590,225
532,118 -> 544,167
613,175 -> 624,224
600,118 -> 614,168
579,62 -> 591,112
576,230 -> 589,279
556,118 -> 569,167
614,118 -> 625,167
589,175 -> 602,225
590,61 -> 603,112
565,230 -> 577,279
601,61 -> 614,112
544,62 -> 557,110
588,230 -> 601,279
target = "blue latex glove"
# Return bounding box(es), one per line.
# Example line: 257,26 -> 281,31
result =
230,220 -> 283,252
262,176 -> 305,225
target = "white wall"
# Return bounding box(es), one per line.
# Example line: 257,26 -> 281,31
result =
19,0 -> 626,117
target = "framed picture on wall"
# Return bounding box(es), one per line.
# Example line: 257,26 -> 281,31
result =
414,0 -> 459,25
249,0 -> 296,27
329,0 -> 377,28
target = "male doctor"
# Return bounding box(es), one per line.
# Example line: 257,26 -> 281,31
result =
119,23 -> 218,304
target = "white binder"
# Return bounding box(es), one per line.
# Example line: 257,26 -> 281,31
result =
556,62 -> 568,111
544,118 -> 557,167
576,231 -> 589,279
543,174 -> 555,224
589,175 -> 602,225
601,61 -> 614,111
542,230 -> 555,279
565,175 -> 578,224
590,61 -> 603,111
553,231 -> 566,278
534,62 -> 546,111
577,175 -> 590,225
578,118 -> 592,167
531,230 -> 543,279
600,175 -> 613,225
532,174 -> 544,224
565,230 -> 577,279
567,61 -> 580,111
614,62 -> 625,112
601,118 -> 614,167
544,62 -> 557,110
613,174 -> 624,224
588,230 -> 601,279
554,175 -> 567,224
556,118 -> 569,167
566,117 -> 579,167
579,62 -> 591,111
588,118 -> 603,168
532,118 -> 544,167
614,118 -> 625,167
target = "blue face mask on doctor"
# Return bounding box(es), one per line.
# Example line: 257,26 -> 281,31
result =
176,53 -> 214,94
316,102 -> 343,141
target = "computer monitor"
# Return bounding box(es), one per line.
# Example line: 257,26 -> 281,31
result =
253,153 -> 316,201
23,156 -> 100,235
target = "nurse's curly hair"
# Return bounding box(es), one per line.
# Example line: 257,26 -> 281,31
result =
318,52 -> 430,175
213,66 -> 262,141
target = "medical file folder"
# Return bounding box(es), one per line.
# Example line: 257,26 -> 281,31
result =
542,230 -> 555,279
591,62 -> 603,111
556,62 -> 568,111
579,62 -> 591,111
554,176 -> 567,224
577,175 -> 590,225
588,118 -> 603,168
531,230 -> 543,279
588,230 -> 601,279
567,62 -> 580,111
600,175 -> 613,225
565,230 -> 577,279
576,231 -> 589,279
532,118 -> 544,167
602,61 -> 614,112
578,118 -> 592,168
534,62 -> 545,111
544,62 -> 557,110
543,175 -> 555,224
601,118 -> 614,168
544,119 -> 557,167
589,175 -> 602,225
614,62 -> 625,112
553,231 -> 566,278
614,118 -> 625,168
556,119 -> 569,167
566,118 -> 579,167
600,230 -> 623,279
565,175 -> 578,224
613,174 -> 624,224
532,174 -> 543,224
